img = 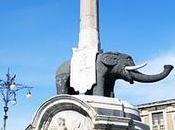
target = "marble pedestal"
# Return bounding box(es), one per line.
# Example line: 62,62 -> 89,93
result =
26,95 -> 149,130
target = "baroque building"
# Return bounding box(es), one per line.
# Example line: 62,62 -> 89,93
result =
138,99 -> 175,130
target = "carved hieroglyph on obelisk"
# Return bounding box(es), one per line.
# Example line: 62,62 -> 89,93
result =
71,0 -> 100,93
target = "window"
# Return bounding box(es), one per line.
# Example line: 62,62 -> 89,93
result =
152,112 -> 163,125
152,112 -> 164,130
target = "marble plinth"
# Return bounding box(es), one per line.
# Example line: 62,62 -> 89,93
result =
26,95 -> 149,130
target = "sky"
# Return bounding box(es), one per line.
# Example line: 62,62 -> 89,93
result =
0,0 -> 175,130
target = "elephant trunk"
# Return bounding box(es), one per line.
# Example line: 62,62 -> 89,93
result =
130,65 -> 173,83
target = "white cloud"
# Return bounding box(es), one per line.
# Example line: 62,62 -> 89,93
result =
140,52 -> 175,75
115,51 -> 175,105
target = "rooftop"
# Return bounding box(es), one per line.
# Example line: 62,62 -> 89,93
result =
137,98 -> 175,109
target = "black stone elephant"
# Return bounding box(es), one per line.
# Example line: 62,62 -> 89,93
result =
56,52 -> 173,97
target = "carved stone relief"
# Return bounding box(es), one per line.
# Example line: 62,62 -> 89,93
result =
48,110 -> 93,130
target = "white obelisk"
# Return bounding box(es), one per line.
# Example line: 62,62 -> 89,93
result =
71,0 -> 100,94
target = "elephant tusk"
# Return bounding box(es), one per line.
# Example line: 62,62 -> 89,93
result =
125,63 -> 147,71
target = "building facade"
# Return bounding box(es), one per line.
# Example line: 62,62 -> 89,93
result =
138,99 -> 175,130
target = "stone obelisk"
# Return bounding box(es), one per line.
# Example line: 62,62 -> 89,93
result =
70,0 -> 100,94
78,0 -> 100,50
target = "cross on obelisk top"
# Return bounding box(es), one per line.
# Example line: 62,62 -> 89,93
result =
71,0 -> 100,94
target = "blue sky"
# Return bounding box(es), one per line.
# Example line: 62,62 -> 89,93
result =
0,0 -> 175,130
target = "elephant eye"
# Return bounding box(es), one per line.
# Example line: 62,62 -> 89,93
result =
127,57 -> 132,60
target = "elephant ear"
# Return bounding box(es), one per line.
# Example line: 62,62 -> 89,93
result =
101,52 -> 120,66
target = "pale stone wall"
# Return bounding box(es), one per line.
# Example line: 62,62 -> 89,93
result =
141,115 -> 150,126
166,112 -> 174,130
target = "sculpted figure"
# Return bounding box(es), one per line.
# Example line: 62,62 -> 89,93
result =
56,52 -> 173,97
57,118 -> 67,130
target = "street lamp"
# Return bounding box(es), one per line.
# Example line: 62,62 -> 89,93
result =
0,68 -> 33,130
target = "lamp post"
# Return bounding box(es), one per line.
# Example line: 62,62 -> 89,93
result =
0,69 -> 33,130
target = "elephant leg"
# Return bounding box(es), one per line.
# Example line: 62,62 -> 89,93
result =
56,83 -> 68,95
93,76 -> 105,96
110,92 -> 114,98
56,74 -> 69,94
104,78 -> 115,97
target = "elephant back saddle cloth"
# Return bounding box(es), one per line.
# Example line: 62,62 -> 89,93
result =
70,48 -> 97,94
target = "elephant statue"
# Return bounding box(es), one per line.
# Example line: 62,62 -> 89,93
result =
56,52 -> 173,97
